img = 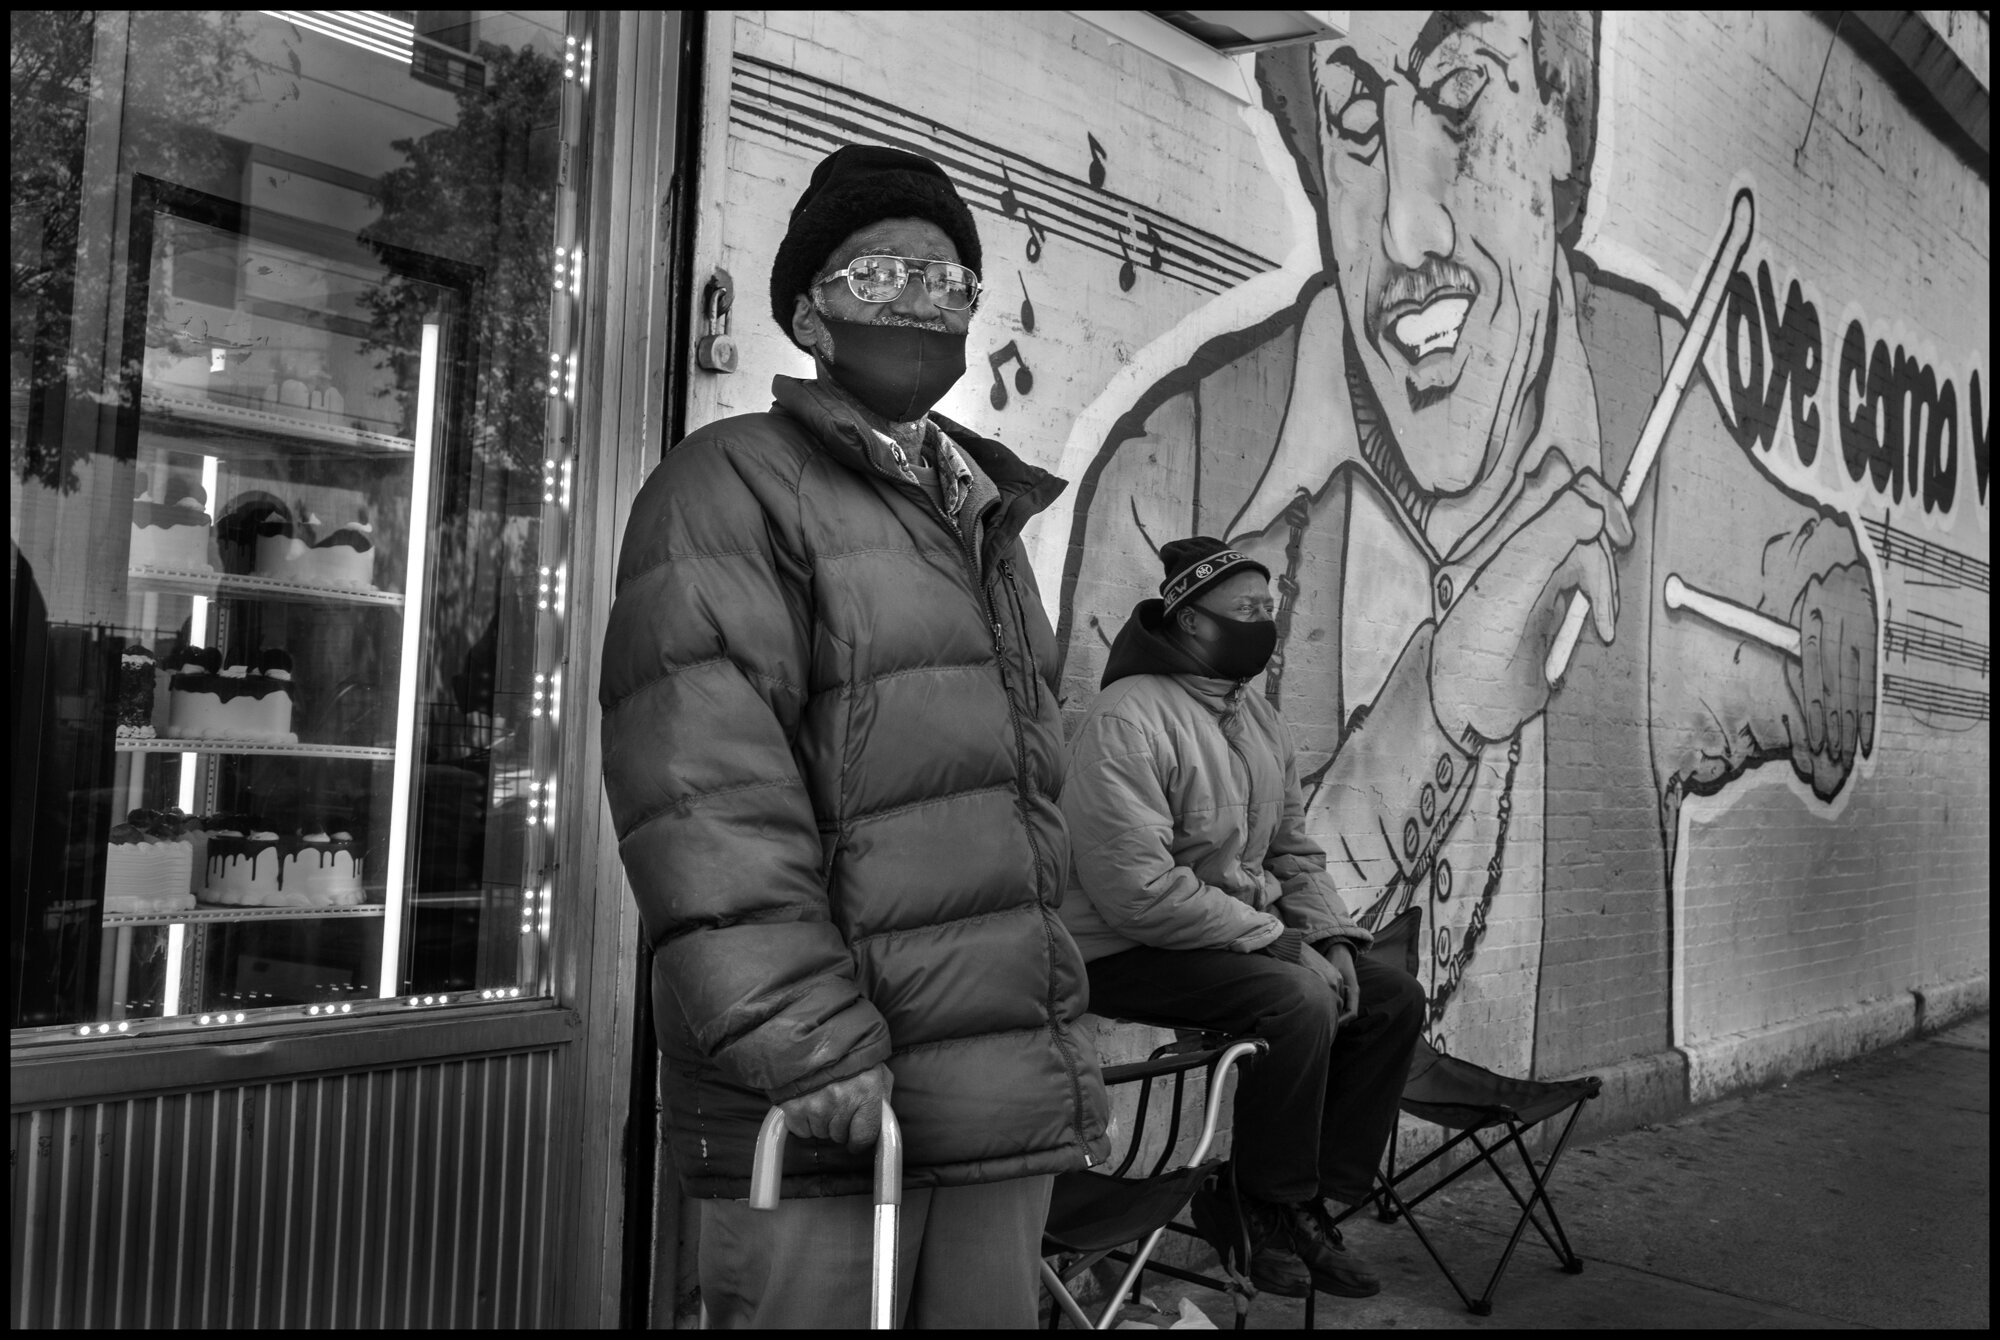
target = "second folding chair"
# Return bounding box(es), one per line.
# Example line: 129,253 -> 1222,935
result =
1347,906 -> 1603,1315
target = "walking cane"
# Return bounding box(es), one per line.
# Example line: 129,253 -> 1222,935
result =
749,1100 -> 904,1329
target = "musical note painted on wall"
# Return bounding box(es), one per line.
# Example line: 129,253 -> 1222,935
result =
1087,133 -> 1107,190
1114,212 -> 1164,292
988,340 -> 1034,409
1017,273 -> 1036,333
998,164 -> 1047,263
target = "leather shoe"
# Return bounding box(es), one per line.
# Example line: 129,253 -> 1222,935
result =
1284,1199 -> 1382,1298
1187,1179 -> 1311,1298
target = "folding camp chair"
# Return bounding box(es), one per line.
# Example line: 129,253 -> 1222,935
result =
1040,1032 -> 1268,1330
1337,906 -> 1603,1315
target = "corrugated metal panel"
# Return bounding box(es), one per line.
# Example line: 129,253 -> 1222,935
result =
10,1050 -> 559,1328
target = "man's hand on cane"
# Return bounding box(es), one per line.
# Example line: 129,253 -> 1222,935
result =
779,1063 -> 895,1152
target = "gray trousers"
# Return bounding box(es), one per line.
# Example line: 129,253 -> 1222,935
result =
698,1173 -> 1055,1329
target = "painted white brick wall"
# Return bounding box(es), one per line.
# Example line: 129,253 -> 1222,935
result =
681,10 -> 1989,1145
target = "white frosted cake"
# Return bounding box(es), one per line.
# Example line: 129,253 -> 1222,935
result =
254,518 -> 376,588
162,648 -> 296,743
104,810 -> 198,914
221,495 -> 378,590
129,473 -> 217,572
201,821 -> 364,907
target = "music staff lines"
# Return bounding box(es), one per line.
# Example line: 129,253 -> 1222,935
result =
1883,617 -> 1989,676
731,55 -> 1278,296
1862,514 -> 1988,594
1881,674 -> 1989,723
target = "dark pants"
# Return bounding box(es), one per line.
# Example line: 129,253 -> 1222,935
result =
1087,946 -> 1426,1206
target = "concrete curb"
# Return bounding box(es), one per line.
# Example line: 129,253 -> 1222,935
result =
1679,972 -> 1991,1106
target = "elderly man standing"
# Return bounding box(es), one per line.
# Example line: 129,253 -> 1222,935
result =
599,144 -> 1107,1328
1060,536 -> 1426,1302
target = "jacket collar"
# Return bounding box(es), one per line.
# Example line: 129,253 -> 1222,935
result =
770,375 -> 1067,553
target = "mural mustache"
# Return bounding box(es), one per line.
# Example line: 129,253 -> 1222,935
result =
1366,255 -> 1481,368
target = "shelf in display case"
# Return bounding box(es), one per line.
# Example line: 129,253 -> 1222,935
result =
101,903 -> 386,928
127,564 -> 404,607
116,737 -> 395,760
139,389 -> 415,456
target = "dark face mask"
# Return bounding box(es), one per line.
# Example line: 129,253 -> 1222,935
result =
819,318 -> 967,422
1183,606 -> 1279,681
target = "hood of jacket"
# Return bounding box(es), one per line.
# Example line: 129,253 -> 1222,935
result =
1101,598 -> 1245,701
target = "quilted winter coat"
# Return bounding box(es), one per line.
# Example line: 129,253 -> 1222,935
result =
599,375 -> 1108,1199
1059,600 -> 1374,963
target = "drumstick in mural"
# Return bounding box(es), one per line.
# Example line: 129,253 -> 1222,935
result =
1544,187 -> 1757,684
1661,574 -> 1802,657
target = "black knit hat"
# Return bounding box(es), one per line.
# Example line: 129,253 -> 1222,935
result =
769,144 -> 984,348
1159,536 -> 1271,615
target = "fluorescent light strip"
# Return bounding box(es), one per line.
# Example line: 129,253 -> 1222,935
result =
378,322 -> 439,997
174,454 -> 222,815
261,11 -> 412,64
163,924 -> 185,1017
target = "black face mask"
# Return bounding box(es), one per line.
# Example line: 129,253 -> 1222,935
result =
819,318 -> 967,422
1183,607 -> 1278,681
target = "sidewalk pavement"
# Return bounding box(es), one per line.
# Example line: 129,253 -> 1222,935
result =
1126,1014 -> 1989,1330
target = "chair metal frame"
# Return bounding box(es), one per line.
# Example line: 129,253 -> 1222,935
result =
1040,1035 -> 1267,1330
1345,906 -> 1603,1315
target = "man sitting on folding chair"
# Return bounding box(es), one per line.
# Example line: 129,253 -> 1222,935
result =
1060,537 -> 1427,1302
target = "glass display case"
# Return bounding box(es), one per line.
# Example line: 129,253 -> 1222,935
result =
11,11 -> 570,1037
93,176 -> 513,1025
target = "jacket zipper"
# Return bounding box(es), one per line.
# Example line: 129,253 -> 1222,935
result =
892,473 -> 1095,1161
1205,682 -> 1264,907
986,582 -> 1095,1166
997,558 -> 1042,717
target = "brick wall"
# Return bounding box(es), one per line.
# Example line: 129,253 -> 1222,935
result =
682,9 -> 1989,1159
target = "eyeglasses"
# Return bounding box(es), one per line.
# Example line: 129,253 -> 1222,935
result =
815,254 -> 982,311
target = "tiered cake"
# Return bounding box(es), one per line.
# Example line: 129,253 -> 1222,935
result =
117,643 -> 158,739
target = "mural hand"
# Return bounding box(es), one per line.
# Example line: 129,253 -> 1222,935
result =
1432,469 -> 1634,745
1784,560 -> 1877,798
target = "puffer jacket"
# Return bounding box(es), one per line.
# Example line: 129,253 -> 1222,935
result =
599,375 -> 1108,1199
1060,599 -> 1373,962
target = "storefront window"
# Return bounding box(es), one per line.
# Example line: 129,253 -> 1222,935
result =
10,10 -> 579,1036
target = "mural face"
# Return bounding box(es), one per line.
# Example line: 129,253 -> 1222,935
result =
697,10 -> 1989,1083
1315,11 -> 1570,499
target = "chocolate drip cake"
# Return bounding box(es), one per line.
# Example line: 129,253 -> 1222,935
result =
162,646 -> 297,743
199,816 -> 365,907
129,472 -> 218,572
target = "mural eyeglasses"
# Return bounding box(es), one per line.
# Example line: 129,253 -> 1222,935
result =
817,255 -> 981,311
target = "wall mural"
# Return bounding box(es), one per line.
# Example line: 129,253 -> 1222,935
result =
709,10 -> 1990,1079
